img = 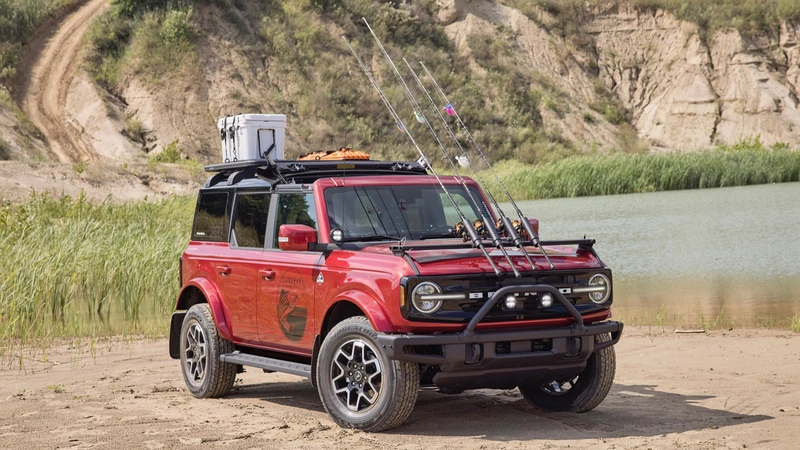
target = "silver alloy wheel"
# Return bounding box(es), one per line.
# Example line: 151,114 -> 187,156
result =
184,322 -> 208,385
541,375 -> 580,395
330,339 -> 383,412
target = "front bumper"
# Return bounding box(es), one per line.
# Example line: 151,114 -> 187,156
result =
376,284 -> 624,391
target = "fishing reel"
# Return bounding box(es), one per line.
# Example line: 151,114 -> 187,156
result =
495,219 -> 528,240
472,219 -> 487,239
455,220 -> 492,242
453,222 -> 468,242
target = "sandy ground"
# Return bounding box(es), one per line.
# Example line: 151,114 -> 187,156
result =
0,329 -> 797,449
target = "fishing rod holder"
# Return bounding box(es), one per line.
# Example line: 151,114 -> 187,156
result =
390,238 -> 597,258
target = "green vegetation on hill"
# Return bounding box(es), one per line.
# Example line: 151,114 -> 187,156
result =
86,0 -> 199,90
83,0 -> 800,165
631,0 -> 800,39
501,0 -> 800,40
0,0 -> 73,87
86,0 -> 609,162
0,0 -> 72,158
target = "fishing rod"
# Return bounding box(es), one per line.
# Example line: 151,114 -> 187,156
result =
362,19 -> 521,278
342,36 -> 502,276
403,58 -> 537,273
419,62 -> 555,269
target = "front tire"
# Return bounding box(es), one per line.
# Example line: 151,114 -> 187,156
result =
316,316 -> 419,431
179,303 -> 237,398
519,333 -> 616,412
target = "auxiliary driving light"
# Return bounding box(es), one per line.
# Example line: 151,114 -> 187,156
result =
330,228 -> 344,244
588,274 -> 611,304
540,293 -> 554,308
412,282 -> 444,314
504,295 -> 517,309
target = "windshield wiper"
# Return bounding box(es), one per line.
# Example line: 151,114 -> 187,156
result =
341,234 -> 401,243
419,231 -> 457,240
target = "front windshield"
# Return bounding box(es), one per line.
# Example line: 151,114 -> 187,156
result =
324,184 -> 492,241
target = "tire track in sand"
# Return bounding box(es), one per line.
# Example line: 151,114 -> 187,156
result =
19,0 -> 109,163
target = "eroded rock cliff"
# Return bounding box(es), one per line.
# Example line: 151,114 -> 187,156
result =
441,0 -> 800,149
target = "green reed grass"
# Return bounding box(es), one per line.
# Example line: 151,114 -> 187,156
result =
0,192 -> 194,352
480,147 -> 800,200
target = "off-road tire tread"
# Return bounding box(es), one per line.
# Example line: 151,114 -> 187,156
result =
382,358 -> 420,430
576,333 -> 616,412
182,304 -> 237,399
317,316 -> 419,432
521,333 -> 616,413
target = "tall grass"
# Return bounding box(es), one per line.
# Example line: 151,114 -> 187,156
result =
481,147 -> 800,200
0,192 -> 194,353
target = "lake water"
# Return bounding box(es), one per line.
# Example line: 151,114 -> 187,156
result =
516,182 -> 800,328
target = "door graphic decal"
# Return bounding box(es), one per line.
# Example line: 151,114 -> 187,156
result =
277,269 -> 308,341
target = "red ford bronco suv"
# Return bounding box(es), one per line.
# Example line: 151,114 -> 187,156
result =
169,157 -> 623,431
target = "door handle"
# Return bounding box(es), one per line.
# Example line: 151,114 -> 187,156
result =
216,265 -> 232,276
259,269 -> 276,280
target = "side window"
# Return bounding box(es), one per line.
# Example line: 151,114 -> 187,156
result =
192,192 -> 229,241
232,192 -> 271,248
440,186 -> 489,225
274,193 -> 317,247
440,192 -> 475,225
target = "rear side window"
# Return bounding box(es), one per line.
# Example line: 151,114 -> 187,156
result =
192,192 -> 229,241
232,192 -> 271,248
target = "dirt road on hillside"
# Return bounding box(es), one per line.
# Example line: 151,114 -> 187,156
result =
1,330 -> 797,449
17,0 -> 109,163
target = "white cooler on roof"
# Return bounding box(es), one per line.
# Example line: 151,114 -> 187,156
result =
218,114 -> 285,162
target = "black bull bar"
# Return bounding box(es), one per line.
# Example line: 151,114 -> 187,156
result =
376,285 -> 623,389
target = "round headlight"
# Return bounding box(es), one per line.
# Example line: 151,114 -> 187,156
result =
588,274 -> 611,304
412,282 -> 443,314
539,293 -> 554,308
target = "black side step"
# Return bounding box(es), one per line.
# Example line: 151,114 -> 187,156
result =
220,351 -> 311,378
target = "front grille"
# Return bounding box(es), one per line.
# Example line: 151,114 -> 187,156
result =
403,269 -> 612,323
457,291 -> 576,314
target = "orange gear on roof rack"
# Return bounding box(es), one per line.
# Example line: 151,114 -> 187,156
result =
297,147 -> 370,161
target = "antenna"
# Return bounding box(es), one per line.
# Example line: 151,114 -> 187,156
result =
342,35 -> 501,276
419,61 -> 555,269
404,58 -> 537,272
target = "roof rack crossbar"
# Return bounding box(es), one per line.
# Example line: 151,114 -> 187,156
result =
204,159 -> 428,176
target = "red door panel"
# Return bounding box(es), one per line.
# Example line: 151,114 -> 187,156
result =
214,247 -> 263,344
258,251 -> 322,352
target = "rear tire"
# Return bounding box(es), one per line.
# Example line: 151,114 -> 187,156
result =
180,303 -> 237,398
519,333 -> 616,412
316,316 -> 419,431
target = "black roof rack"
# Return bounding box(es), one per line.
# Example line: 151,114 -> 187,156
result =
203,159 -> 429,187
